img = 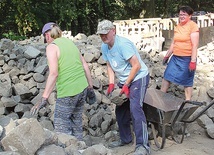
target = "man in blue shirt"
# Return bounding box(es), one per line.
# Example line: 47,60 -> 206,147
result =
97,20 -> 150,155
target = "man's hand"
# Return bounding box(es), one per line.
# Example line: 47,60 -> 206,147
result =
30,97 -> 48,115
107,83 -> 114,96
162,56 -> 169,65
119,84 -> 129,98
189,61 -> 196,71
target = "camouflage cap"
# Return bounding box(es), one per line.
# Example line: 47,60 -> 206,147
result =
96,20 -> 115,34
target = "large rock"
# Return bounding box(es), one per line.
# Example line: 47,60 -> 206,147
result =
37,144 -> 66,155
0,39 -> 15,50
1,118 -> 46,155
24,46 -> 41,59
0,74 -> 12,97
13,83 -> 32,99
82,143 -> 113,155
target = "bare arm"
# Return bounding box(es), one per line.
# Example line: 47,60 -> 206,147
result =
107,62 -> 115,84
190,32 -> 199,62
42,44 -> 59,99
125,55 -> 141,85
80,55 -> 93,88
166,39 -> 174,57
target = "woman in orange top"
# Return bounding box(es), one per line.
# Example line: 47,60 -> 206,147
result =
161,6 -> 199,100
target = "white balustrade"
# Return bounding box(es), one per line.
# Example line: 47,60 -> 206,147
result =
113,14 -> 214,51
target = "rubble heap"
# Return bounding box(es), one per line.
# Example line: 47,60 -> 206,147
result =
0,32 -> 213,154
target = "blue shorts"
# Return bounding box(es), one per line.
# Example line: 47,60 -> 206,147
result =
164,55 -> 195,87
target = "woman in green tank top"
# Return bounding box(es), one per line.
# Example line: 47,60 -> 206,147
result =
30,22 -> 96,140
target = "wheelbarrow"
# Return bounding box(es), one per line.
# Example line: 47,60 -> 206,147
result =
143,88 -> 214,149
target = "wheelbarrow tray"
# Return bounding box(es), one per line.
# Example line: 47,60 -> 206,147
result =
143,88 -> 198,123
143,88 -> 198,125
143,88 -> 214,149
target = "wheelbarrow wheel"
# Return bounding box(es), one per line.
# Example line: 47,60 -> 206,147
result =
151,122 -> 166,149
171,122 -> 186,144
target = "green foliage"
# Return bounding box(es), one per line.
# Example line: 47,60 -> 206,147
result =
12,0 -> 39,36
0,0 -> 213,39
2,31 -> 26,40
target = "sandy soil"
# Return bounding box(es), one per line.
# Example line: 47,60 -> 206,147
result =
111,122 -> 214,155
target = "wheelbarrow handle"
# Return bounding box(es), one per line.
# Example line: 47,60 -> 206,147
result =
182,99 -> 214,123
171,99 -> 213,126
184,100 -> 205,106
171,101 -> 187,127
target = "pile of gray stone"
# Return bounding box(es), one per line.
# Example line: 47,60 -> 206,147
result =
0,32 -> 213,154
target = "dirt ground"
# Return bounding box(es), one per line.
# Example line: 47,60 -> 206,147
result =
111,122 -> 214,155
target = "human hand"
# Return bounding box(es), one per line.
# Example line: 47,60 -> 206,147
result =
119,84 -> 129,98
30,97 -> 48,115
87,87 -> 96,105
107,83 -> 115,96
162,56 -> 169,65
189,62 -> 196,71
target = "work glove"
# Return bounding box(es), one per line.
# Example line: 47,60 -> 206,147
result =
162,56 -> 169,65
119,84 -> 130,98
189,61 -> 196,71
107,83 -> 115,96
30,97 -> 48,115
86,87 -> 96,105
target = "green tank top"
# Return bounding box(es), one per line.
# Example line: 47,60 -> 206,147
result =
53,37 -> 88,98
